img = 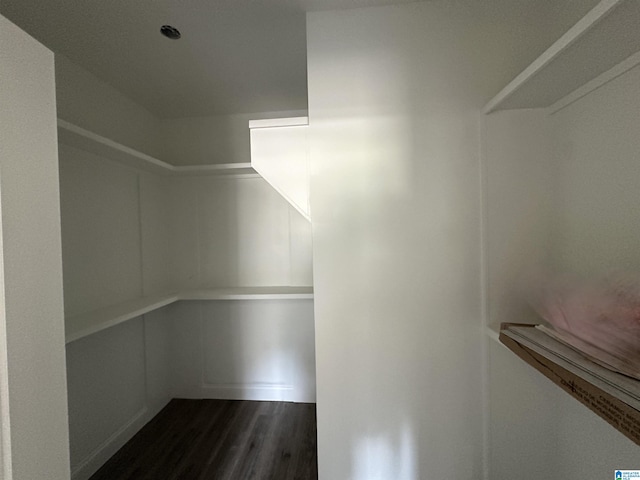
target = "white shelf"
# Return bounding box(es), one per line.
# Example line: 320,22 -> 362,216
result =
172,163 -> 256,178
182,286 -> 314,300
485,325 -> 502,345
65,287 -> 314,344
484,0 -> 640,113
57,119 -> 258,178
65,293 -> 179,344
248,117 -> 309,129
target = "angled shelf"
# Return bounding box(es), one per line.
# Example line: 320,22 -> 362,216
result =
500,323 -> 640,446
484,0 -> 640,113
65,287 -> 314,344
57,119 -> 258,178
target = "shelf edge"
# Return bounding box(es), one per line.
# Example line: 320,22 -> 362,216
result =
548,49 -> 640,114
483,0 -> 623,114
65,287 -> 315,343
58,120 -> 261,177
499,323 -> 640,446
249,117 -> 309,129
57,119 -> 174,174
485,325 -> 502,345
65,294 -> 179,344
179,287 -> 314,301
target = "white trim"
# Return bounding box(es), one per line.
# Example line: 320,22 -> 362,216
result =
57,120 -> 258,177
483,0 -> 623,113
0,189 -> 12,480
478,112 -> 490,480
485,326 -> 503,346
65,287 -> 315,344
249,117 -> 309,129
65,294 -> 180,344
70,407 -> 149,480
58,120 -> 174,174
172,163 -> 260,179
181,286 -> 314,301
200,383 -> 295,402
548,49 -> 640,114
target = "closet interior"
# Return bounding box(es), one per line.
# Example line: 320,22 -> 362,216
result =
54,58 -> 315,479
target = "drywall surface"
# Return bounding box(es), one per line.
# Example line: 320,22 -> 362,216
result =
159,110 -> 307,166
55,54 -> 163,159
169,299 -> 316,402
59,144 -> 144,316
169,176 -> 313,289
483,109 -> 558,330
139,173 -> 175,296
308,4 -> 495,478
551,63 -> 640,276
0,14 -> 70,480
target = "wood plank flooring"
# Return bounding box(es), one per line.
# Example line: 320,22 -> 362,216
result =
89,399 -> 318,480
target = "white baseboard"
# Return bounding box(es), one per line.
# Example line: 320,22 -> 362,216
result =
70,398 -> 171,480
172,383 -> 316,403
200,383 -> 294,402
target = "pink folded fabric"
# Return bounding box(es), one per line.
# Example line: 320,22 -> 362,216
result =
527,271 -> 640,376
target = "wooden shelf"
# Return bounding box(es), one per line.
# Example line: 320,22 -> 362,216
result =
65,287 -> 314,344
57,119 -> 258,178
500,323 -> 640,446
484,0 -> 640,113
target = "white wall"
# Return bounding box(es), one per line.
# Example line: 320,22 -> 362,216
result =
55,54 -> 163,159
307,4 -> 488,479
139,174 -> 176,296
483,109 -> 558,331
0,14 -> 70,480
306,1 -> 600,478
67,318 -> 146,476
166,175 -> 315,403
169,299 -> 316,403
551,63 -> 640,276
159,110 -> 307,166
485,53 -> 640,480
169,175 -> 313,289
59,144 -> 146,317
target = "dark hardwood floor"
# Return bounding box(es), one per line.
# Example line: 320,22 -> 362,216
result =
89,399 -> 318,480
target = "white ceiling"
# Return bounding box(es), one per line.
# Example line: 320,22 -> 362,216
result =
0,0 -> 418,119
